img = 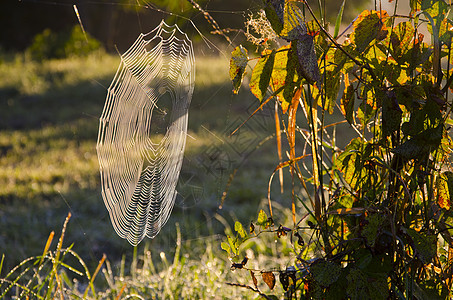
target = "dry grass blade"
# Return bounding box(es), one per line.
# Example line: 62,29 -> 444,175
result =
39,231 -> 54,266
116,283 -> 127,300
273,154 -> 312,172
83,253 -> 107,298
288,89 -> 301,224
275,100 -> 284,193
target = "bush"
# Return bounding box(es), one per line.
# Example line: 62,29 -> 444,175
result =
224,0 -> 453,299
27,26 -> 102,61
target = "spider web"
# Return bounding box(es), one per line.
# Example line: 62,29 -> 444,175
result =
96,20 -> 195,246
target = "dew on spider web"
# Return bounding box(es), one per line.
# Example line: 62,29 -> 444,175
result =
96,20 -> 195,246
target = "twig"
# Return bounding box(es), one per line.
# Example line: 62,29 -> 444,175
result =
225,282 -> 273,299
186,0 -> 232,44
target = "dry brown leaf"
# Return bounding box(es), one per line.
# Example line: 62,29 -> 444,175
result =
262,271 -> 276,290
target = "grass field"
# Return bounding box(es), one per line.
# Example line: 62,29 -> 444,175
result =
0,50 -> 310,298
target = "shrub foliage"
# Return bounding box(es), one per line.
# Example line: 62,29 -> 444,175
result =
226,0 -> 453,298
27,26 -> 102,61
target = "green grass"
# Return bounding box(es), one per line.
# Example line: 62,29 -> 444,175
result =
0,51 -> 300,298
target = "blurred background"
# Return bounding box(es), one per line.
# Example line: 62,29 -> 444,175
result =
0,0 -> 372,53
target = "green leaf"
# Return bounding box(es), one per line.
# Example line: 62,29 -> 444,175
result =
325,272 -> 348,300
280,1 -> 307,41
393,124 -> 443,160
390,21 -> 415,63
351,10 -> 388,54
264,0 -> 284,34
256,209 -> 270,228
410,0 -> 422,14
406,228 -> 437,264
357,85 -> 378,127
334,0 -> 346,39
229,45 -> 249,94
382,91 -> 402,137
362,214 -> 386,247
319,69 -> 340,114
346,268 -> 389,300
335,138 -> 370,190
401,92 -> 443,137
221,241 -> 231,255
227,235 -> 239,256
334,43 -> 355,73
270,44 -> 299,112
250,50 -> 275,101
341,81 -> 355,124
311,260 -> 342,287
234,221 -> 247,238
421,0 -> 447,21
438,18 -> 453,45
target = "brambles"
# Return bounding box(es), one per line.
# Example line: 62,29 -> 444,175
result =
226,0 -> 453,298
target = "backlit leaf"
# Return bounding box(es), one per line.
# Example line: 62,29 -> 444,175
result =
257,209 -> 268,226
262,271 -> 276,289
352,10 -> 389,53
221,241 -> 231,254
230,45 -> 249,94
318,69 -> 340,114
250,50 -> 275,101
436,171 -> 453,210
234,221 -> 247,238
334,0 -> 346,39
335,138 -> 369,190
327,207 -> 366,215
357,85 -> 378,127
270,44 -> 299,112
227,235 -> 239,256
439,18 -> 453,45
390,21 -> 415,64
410,0 -> 422,15
341,74 -> 355,124
280,1 -> 307,41
421,0 -> 447,22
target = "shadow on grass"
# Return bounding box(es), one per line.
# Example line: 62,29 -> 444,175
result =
0,61 -> 281,275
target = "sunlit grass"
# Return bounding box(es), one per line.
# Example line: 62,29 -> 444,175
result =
0,51 -> 288,298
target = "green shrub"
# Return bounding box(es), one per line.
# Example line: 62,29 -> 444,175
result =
224,0 -> 453,299
27,26 -> 102,61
